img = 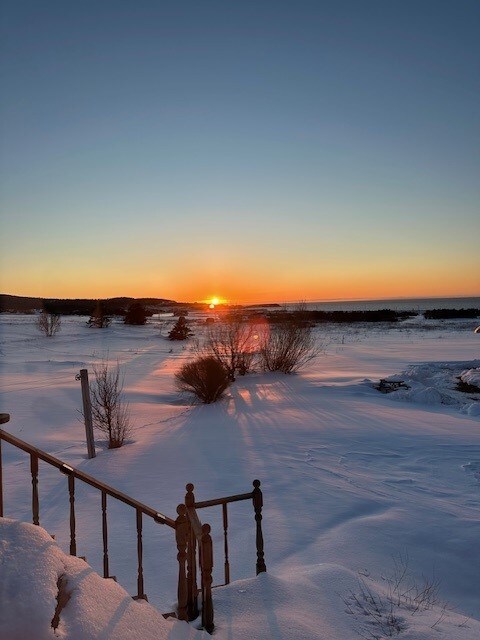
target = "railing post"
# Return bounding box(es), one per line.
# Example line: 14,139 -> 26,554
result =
222,503 -> 230,585
200,523 -> 214,633
134,508 -> 147,600
101,491 -> 110,578
30,453 -> 39,526
252,479 -> 266,574
175,504 -> 189,621
68,474 -> 77,555
185,484 -> 198,620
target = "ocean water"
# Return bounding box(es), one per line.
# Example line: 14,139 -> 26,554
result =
285,297 -> 480,313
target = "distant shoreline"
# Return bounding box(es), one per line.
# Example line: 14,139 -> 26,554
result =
1,293 -> 479,315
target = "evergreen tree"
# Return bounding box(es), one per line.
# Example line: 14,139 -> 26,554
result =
168,316 -> 193,340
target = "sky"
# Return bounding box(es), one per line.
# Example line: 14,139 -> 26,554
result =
1,0 -> 479,304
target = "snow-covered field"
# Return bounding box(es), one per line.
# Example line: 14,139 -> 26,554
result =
1,313 -> 479,639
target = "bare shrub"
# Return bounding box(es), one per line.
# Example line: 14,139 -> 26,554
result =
198,314 -> 258,381
175,356 -> 230,404
90,361 -> 131,448
87,301 -> 111,328
342,553 -> 446,639
36,311 -> 61,337
259,309 -> 318,373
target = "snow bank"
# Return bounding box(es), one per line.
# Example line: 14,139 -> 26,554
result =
1,517 -> 478,640
212,565 -> 479,640
0,518 -> 202,640
377,360 -> 480,416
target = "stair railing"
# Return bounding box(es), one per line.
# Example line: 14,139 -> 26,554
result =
0,422 -> 175,602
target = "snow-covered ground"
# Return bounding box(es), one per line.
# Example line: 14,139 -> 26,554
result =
1,313 -> 479,639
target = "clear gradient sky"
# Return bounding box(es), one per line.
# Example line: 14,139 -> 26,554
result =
1,1 -> 479,304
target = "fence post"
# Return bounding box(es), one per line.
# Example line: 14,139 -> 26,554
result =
200,523 -> 214,633
252,479 -> 266,574
78,369 -> 96,459
175,504 -> 189,621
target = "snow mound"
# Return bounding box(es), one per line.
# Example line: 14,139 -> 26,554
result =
375,360 -> 480,416
460,367 -> 480,388
0,518 -> 202,640
212,565 -> 479,640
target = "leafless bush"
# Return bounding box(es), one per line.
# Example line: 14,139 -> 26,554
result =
90,361 -> 131,448
343,580 -> 406,638
197,314 -> 259,381
36,311 -> 61,337
386,552 -> 440,613
87,301 -> 111,328
175,356 -> 230,404
342,553 -> 446,639
259,312 -> 318,373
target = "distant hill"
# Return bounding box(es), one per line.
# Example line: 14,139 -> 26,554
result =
0,294 -> 178,315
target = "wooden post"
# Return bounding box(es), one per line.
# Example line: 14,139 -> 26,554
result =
185,484 -> 198,620
252,479 -> 266,574
101,491 -> 110,578
222,503 -> 230,585
134,508 -> 147,600
200,523 -> 214,633
175,504 -> 189,621
30,453 -> 39,526
68,474 -> 77,555
78,370 -> 96,459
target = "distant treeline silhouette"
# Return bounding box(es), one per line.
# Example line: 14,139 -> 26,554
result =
0,294 -> 174,316
264,309 -> 415,324
423,308 -> 480,319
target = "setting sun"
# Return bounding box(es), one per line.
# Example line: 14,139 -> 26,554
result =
208,296 -> 226,309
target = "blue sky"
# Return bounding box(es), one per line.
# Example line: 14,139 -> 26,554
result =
1,1 -> 479,302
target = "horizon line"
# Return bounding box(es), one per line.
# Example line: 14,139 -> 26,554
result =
2,291 -> 480,307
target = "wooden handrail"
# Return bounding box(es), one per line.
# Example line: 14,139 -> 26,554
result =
193,491 -> 253,509
0,428 -> 175,528
185,481 -> 266,588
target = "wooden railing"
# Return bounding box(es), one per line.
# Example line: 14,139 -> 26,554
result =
176,480 -> 267,632
0,414 -> 266,634
0,420 -> 175,602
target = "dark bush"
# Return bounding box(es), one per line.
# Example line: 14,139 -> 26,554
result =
175,357 -> 230,404
424,308 -> 480,320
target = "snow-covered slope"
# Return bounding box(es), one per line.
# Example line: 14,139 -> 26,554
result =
0,518 -> 201,640
2,518 -> 478,640
1,314 -> 479,638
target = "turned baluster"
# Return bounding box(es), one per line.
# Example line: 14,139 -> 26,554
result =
252,479 -> 266,574
30,454 -> 39,526
68,474 -> 76,555
175,504 -> 189,621
200,523 -> 214,633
